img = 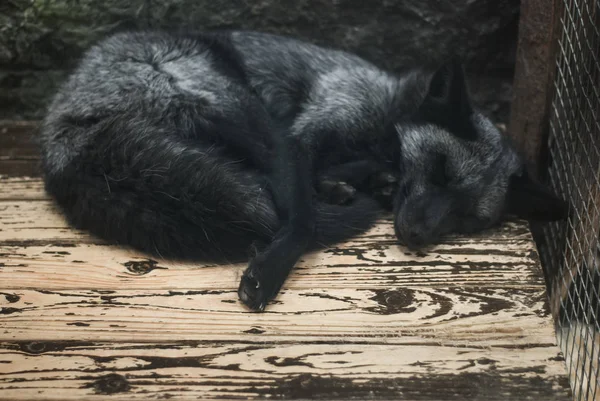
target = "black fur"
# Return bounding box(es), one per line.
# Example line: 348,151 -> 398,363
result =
40,30 -> 567,311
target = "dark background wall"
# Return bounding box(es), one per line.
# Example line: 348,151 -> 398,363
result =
0,0 -> 520,123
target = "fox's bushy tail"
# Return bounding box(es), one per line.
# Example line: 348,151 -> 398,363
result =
41,127 -> 380,263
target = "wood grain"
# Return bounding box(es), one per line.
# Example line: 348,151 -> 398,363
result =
0,176 -> 572,400
0,287 -> 553,343
0,203 -> 545,291
0,240 -> 545,291
0,340 -> 570,401
0,177 -> 46,200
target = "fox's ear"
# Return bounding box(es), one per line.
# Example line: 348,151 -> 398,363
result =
506,171 -> 568,221
419,57 -> 476,140
426,58 -> 471,114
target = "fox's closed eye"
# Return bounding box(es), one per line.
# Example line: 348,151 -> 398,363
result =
431,153 -> 450,186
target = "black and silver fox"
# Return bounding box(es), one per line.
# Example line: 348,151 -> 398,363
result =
39,30 -> 567,311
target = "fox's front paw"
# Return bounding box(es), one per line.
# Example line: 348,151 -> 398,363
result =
316,179 -> 356,205
368,171 -> 398,191
368,171 -> 398,209
238,273 -> 267,311
238,267 -> 280,312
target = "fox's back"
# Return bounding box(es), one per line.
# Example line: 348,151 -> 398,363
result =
230,31 -> 398,122
40,31 -> 250,175
40,29 -> 402,178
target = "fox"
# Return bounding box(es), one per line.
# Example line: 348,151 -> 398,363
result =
39,30 -> 567,311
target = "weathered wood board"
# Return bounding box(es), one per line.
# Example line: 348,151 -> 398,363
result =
0,341 -> 570,401
0,175 -> 573,400
0,121 -> 40,178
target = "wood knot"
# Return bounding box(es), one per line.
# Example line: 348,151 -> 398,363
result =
90,373 -> 130,394
243,327 -> 266,334
366,288 -> 417,315
20,342 -> 49,354
2,293 -> 20,303
123,259 -> 165,275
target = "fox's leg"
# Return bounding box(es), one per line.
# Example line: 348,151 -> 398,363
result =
237,130 -> 393,310
238,133 -> 315,310
236,65 -> 406,309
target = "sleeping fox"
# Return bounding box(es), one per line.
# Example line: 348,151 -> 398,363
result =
39,30 -> 567,311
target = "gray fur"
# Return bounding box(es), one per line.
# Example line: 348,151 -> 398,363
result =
39,29 -> 566,310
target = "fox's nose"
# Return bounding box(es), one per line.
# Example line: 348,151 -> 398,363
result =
395,221 -> 426,249
405,229 -> 426,249
407,229 -> 422,241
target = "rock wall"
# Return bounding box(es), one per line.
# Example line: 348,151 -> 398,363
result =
0,0 -> 520,122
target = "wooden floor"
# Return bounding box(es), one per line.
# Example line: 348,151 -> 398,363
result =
0,123 -> 572,400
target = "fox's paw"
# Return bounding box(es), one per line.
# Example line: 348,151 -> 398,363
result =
317,179 -> 356,205
368,171 -> 398,209
238,266 -> 280,312
238,273 -> 267,311
368,171 -> 398,191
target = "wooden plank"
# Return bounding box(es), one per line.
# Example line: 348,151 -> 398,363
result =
0,199 -> 533,244
0,121 -> 40,177
0,169 -> 572,400
0,178 -> 546,293
0,286 -> 571,399
0,340 -> 571,401
0,177 -> 47,200
0,200 -> 534,243
0,239 -> 545,291
0,121 -> 39,159
0,287 -> 555,344
0,160 -> 40,178
0,199 -> 544,291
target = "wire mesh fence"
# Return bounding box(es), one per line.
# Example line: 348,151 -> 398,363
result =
537,0 -> 600,400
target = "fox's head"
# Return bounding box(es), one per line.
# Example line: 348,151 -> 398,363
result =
393,59 -> 567,249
